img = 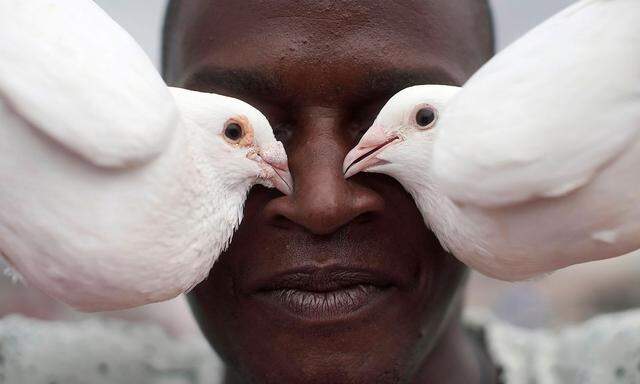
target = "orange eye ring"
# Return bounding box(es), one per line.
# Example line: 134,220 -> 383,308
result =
223,117 -> 254,147
224,122 -> 244,142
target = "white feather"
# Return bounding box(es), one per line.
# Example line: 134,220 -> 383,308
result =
433,0 -> 640,207
0,0 -> 177,168
429,0 -> 640,278
349,0 -> 640,280
0,0 -> 288,311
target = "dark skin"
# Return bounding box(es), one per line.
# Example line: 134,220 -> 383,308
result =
164,1 -> 496,383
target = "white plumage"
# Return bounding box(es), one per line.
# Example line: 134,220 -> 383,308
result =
343,0 -> 640,280
0,0 -> 291,311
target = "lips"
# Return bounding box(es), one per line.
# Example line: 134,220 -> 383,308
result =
251,267 -> 396,321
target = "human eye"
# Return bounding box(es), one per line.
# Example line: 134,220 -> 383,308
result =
350,99 -> 386,142
272,121 -> 294,143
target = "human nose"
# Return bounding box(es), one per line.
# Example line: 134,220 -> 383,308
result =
264,107 -> 384,235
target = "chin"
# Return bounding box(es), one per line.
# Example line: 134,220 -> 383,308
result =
190,251 -> 467,384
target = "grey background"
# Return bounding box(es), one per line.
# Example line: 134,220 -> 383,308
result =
93,0 -> 577,68
3,1 -> 639,336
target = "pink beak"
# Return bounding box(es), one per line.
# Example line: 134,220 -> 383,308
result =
343,124 -> 399,179
259,142 -> 293,195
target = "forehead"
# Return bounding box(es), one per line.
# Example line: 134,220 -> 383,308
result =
167,0 -> 488,103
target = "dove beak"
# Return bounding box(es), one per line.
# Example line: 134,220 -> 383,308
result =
258,142 -> 294,195
266,159 -> 293,195
343,124 -> 400,179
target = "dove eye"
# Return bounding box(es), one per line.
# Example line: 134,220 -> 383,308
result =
415,107 -> 437,129
224,122 -> 244,142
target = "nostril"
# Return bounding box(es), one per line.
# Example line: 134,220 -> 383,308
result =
263,178 -> 385,236
352,211 -> 377,225
271,214 -> 293,230
263,197 -> 298,230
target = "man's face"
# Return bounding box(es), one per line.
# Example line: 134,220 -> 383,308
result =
165,1 -> 490,382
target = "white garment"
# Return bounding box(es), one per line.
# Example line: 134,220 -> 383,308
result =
0,310 -> 639,384
0,315 -> 223,384
470,309 -> 640,384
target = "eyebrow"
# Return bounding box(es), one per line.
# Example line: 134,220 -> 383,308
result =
182,68 -> 284,99
358,68 -> 463,100
181,65 -> 463,102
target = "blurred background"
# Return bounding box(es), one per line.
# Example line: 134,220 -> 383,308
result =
2,0 -> 639,338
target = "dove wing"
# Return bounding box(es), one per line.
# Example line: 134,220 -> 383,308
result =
432,0 -> 640,208
0,0 -> 200,311
0,0 -> 178,168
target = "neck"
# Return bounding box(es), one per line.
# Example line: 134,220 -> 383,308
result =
406,272 -> 497,384
412,306 -> 497,384
221,303 -> 497,384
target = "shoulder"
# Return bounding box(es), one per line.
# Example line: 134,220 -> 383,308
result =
466,309 -> 640,384
0,315 -> 223,384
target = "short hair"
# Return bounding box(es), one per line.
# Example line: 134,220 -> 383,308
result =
162,0 -> 495,78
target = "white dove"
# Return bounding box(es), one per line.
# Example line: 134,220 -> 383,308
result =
0,0 -> 292,311
343,0 -> 640,280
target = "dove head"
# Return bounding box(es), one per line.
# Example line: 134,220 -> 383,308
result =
170,88 -> 292,195
343,85 -> 460,182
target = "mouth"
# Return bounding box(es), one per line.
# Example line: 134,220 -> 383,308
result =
343,124 -> 400,179
252,266 -> 396,322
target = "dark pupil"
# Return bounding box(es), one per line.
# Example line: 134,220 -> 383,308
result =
225,123 -> 243,140
416,108 -> 435,127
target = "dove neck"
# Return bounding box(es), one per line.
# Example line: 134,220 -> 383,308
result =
181,123 -> 253,260
381,146 -> 490,266
408,177 -> 489,259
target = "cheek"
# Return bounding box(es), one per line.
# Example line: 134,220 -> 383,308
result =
187,259 -> 239,362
